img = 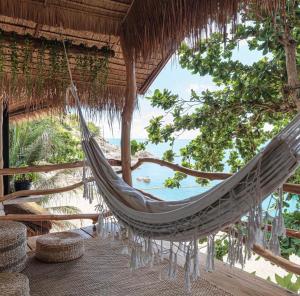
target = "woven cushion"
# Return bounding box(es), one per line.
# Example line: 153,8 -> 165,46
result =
0,221 -> 27,272
35,232 -> 84,263
0,272 -> 30,296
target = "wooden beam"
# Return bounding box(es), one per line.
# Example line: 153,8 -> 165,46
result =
121,46 -> 137,185
0,213 -> 99,224
0,99 -> 3,214
129,157 -> 300,195
130,157 -> 232,180
0,159 -> 121,175
2,104 -> 9,194
253,244 -> 300,275
2,157 -> 300,195
0,178 -> 94,202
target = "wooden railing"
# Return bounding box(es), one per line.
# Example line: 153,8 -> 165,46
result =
2,158 -> 300,200
2,158 -> 300,274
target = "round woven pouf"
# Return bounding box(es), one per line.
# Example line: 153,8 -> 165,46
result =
35,232 -> 84,263
0,272 -> 30,296
0,221 -> 27,272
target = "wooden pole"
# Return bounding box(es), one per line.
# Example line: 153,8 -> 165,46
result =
120,48 -> 136,185
253,244 -> 300,275
0,213 -> 100,224
0,99 -> 4,215
2,104 -> 9,194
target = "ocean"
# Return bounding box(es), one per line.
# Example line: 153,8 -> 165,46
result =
109,138 -> 230,200
108,138 -> 297,212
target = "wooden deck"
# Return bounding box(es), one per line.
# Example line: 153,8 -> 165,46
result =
25,227 -> 295,296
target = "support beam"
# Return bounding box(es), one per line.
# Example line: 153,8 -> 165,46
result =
121,48 -> 136,185
0,99 -> 3,215
3,104 -> 9,194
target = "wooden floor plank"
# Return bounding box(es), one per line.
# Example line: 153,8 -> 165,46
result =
25,226 -> 294,295
81,225 -> 97,238
69,227 -> 92,239
27,236 -> 38,251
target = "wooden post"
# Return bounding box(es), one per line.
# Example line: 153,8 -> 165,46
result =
282,13 -> 300,111
3,104 -> 9,194
0,99 -> 4,214
121,49 -> 136,185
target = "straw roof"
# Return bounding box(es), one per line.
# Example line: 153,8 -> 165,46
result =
0,0 -> 285,120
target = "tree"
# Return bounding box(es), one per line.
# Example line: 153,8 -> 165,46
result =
145,1 -> 300,261
146,2 -> 300,187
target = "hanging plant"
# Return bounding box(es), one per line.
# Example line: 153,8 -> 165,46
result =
49,42 -> 60,82
22,38 -> 33,95
0,32 -> 4,81
10,39 -> 19,90
36,43 -> 46,97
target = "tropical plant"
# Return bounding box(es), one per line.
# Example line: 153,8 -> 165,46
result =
146,2 -> 300,187
9,115 -> 100,219
274,273 -> 300,293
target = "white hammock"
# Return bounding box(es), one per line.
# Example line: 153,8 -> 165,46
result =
69,83 -> 300,289
72,79 -> 300,239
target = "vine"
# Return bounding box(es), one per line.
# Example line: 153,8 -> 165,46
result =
22,39 -> 33,93
10,39 -> 18,91
0,32 -> 113,101
0,32 -> 4,81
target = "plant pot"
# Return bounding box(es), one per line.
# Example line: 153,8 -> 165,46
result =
14,180 -> 32,197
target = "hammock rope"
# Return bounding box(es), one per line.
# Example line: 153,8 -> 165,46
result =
63,42 -> 300,290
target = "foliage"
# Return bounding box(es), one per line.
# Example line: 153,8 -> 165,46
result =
9,115 -> 100,182
215,238 -> 229,261
130,139 -> 146,156
145,3 -> 300,191
0,31 -> 111,98
274,273 -> 300,293
279,211 -> 300,259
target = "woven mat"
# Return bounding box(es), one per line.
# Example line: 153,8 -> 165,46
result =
23,238 -> 233,296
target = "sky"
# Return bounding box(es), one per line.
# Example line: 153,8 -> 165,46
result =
99,41 -> 264,140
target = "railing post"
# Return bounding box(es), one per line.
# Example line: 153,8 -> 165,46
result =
0,99 -> 4,214
120,47 -> 136,186
3,104 -> 9,195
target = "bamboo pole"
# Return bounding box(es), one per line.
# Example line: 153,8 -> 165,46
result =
121,45 -> 136,186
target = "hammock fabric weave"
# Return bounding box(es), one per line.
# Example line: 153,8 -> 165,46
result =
69,82 -> 300,290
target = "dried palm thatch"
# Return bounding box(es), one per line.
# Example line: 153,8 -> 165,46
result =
0,0 -> 288,120
120,0 -> 288,59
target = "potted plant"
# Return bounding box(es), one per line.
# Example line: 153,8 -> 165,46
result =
13,172 -> 37,193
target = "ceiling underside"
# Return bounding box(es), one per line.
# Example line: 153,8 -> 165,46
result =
0,0 -> 170,120
0,0 -> 282,120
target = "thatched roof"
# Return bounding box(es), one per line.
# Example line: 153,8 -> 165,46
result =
0,0 -> 284,120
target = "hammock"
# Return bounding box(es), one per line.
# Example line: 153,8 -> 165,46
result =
68,82 -> 300,289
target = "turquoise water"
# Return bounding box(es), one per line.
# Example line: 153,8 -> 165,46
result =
108,138 -> 297,212
109,139 -> 227,200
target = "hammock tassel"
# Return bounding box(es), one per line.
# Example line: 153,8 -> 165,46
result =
206,234 -> 215,272
268,187 -> 286,255
184,246 -> 191,293
168,242 -> 174,279
192,238 -> 200,280
160,240 -> 164,262
277,187 -> 286,238
130,247 -> 137,270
